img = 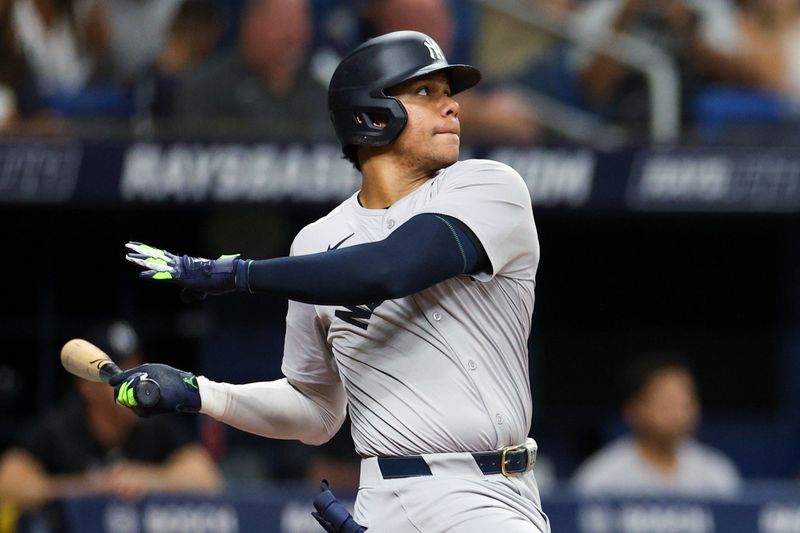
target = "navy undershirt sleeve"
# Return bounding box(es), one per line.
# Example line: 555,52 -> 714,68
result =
242,213 -> 489,306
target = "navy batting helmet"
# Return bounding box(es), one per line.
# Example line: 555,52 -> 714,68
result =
328,31 -> 481,149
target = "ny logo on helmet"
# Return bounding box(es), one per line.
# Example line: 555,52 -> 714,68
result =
423,37 -> 445,61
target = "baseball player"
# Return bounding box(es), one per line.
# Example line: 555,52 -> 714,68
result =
115,31 -> 548,532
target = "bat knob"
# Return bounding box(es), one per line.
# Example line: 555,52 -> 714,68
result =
135,379 -> 161,408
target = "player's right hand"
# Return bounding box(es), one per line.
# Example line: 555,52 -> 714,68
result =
109,363 -> 201,417
125,242 -> 250,302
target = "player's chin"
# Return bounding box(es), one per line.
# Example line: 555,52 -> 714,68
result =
430,149 -> 459,169
433,138 -> 460,164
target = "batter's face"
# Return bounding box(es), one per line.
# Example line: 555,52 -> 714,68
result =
385,72 -> 461,173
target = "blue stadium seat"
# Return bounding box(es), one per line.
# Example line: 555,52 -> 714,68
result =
693,86 -> 791,142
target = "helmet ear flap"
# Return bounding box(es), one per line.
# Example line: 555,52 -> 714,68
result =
334,97 -> 408,147
377,97 -> 408,146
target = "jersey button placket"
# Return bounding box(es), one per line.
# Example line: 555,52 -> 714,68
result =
432,311 -> 442,321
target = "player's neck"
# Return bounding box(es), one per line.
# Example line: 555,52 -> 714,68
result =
359,158 -> 436,208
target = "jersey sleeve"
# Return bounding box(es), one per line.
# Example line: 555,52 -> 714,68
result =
280,233 -> 341,384
418,159 -> 539,282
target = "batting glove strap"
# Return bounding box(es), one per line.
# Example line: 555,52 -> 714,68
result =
126,242 -> 251,297
110,363 -> 201,417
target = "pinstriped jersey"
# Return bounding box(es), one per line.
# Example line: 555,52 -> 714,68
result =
281,159 -> 540,457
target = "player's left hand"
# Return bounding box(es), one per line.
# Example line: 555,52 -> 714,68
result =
110,363 -> 201,417
125,242 -> 249,302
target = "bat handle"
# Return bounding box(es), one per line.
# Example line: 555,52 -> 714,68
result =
135,379 -> 161,408
103,362 -> 161,408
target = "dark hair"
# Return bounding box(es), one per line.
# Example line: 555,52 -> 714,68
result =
619,352 -> 693,405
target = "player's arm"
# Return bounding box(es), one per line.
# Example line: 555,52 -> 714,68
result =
109,365 -> 347,444
126,213 -> 488,305
198,377 -> 347,445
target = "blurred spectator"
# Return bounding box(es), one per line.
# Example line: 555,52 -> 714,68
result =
686,0 -> 800,138
135,0 -> 220,119
102,0 -> 182,84
7,0 -> 137,119
0,320 -> 221,529
312,0 -> 362,58
572,354 -> 741,496
475,0 -> 576,80
457,88 -> 541,144
0,0 -> 24,130
362,0 -> 456,58
173,0 -> 333,141
0,0 -> 68,133
689,0 -> 800,97
362,0 -> 541,144
572,0 -> 740,130
10,0 -> 110,92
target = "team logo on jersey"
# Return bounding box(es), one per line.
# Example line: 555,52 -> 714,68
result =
335,300 -> 384,331
328,232 -> 380,329
327,233 -> 355,251
423,37 -> 445,61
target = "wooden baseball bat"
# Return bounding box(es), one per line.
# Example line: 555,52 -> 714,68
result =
60,338 -> 161,407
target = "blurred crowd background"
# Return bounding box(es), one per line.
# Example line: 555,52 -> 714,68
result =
6,0 -> 800,144
2,0 -> 800,531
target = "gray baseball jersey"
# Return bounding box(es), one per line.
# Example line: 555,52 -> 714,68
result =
281,158 -> 539,458
572,437 -> 742,496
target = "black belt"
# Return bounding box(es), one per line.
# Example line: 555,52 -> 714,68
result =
377,444 -> 536,480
